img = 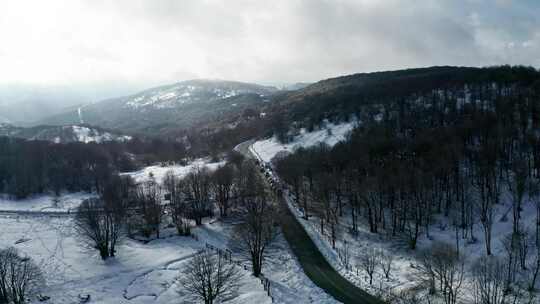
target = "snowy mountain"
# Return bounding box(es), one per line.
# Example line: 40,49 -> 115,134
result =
123,79 -> 276,110
38,80 -> 279,133
0,123 -> 131,143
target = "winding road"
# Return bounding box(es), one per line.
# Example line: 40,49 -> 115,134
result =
235,140 -> 383,304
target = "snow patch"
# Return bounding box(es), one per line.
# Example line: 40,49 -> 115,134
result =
121,158 -> 226,184
70,125 -> 131,144
251,121 -> 356,163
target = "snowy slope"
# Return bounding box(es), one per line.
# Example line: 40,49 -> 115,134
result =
121,158 -> 226,184
280,188 -> 540,301
250,122 -> 539,302
69,125 -> 131,144
251,121 -> 357,163
124,79 -> 277,110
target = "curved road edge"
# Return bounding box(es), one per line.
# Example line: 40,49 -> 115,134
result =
236,139 -> 384,304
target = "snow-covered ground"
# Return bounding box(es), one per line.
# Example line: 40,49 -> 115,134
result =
71,125 -> 132,144
0,192 -> 95,213
0,157 -> 338,304
281,188 -> 540,301
0,214 -> 272,304
121,158 -> 226,184
251,121 -> 356,163
0,209 -> 336,304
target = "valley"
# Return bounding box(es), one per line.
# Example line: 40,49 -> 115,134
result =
1,17 -> 539,303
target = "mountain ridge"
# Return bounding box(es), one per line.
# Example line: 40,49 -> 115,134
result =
37,79 -> 280,133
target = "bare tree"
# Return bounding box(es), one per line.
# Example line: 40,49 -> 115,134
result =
184,167 -> 212,225
501,232 -> 519,292
337,241 -> 351,271
380,249 -> 394,281
234,161 -> 263,204
395,289 -> 425,304
516,227 -> 531,271
417,242 -> 465,304
314,172 -> 340,249
0,248 -> 43,304
231,193 -> 277,277
179,250 -> 240,304
169,179 -> 191,236
75,196 -> 126,259
472,256 -> 506,304
210,164 -> 235,217
525,248 -> 540,291
528,180 -> 540,290
360,247 -> 379,285
507,159 -> 528,235
473,158 -> 499,256
134,179 -> 163,238
163,170 -> 177,196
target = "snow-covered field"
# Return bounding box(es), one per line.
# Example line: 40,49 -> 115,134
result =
251,121 -> 356,163
0,209 -> 337,304
121,158 -> 225,184
0,158 -> 338,304
0,192 -> 95,213
0,214 -> 273,304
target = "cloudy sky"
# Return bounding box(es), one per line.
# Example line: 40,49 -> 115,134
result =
0,0 -> 539,92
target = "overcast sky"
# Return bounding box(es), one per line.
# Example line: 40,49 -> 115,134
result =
0,0 -> 539,92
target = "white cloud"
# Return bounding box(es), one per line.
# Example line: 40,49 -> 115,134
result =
0,0 -> 538,89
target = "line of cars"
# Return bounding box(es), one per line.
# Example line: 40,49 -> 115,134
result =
253,158 -> 283,196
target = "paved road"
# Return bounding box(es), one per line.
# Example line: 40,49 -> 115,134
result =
236,140 -> 384,304
278,195 -> 383,304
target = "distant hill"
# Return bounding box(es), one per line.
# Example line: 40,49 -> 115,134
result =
38,79 -> 279,134
0,123 -> 131,143
33,66 -> 540,152
270,66 -> 540,125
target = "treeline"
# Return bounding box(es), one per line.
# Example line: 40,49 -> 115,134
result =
0,137 -> 187,199
270,66 -> 540,140
275,73 -> 540,299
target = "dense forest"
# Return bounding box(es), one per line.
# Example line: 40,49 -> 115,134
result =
271,66 -> 540,132
273,66 -> 540,301
0,137 -> 187,199
183,66 -> 540,153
